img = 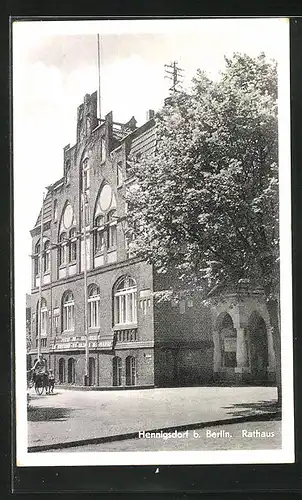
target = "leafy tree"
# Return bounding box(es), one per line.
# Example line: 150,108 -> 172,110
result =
127,53 -> 281,400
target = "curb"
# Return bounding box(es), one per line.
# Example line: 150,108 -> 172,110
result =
28,410 -> 281,453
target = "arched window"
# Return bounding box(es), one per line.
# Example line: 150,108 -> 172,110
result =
107,209 -> 117,249
62,291 -> 75,331
114,276 -> 137,326
94,215 -> 105,253
126,356 -> 136,386
69,228 -> 77,262
112,356 -> 122,386
34,242 -> 41,275
59,232 -> 68,266
44,240 -> 50,272
88,284 -> 100,328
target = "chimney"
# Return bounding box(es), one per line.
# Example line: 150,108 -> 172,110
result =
146,109 -> 155,121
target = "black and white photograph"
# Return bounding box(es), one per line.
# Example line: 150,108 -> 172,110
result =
13,18 -> 294,466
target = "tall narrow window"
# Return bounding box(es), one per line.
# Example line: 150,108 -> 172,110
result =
34,242 -> 41,275
107,210 -> 117,249
94,215 -> 105,253
65,159 -> 71,184
82,158 -> 90,190
84,203 -> 90,225
114,276 -> 137,326
62,291 -> 75,331
117,162 -> 123,187
88,284 -> 100,328
59,232 -> 67,266
69,228 -> 77,262
37,298 -> 48,336
44,240 -> 50,273
53,199 -> 58,222
101,138 -> 106,163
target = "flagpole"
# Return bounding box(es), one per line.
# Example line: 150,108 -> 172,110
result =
37,192 -> 45,358
97,34 -> 101,120
82,190 -> 89,386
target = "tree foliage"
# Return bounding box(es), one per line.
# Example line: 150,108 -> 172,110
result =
127,53 -> 279,303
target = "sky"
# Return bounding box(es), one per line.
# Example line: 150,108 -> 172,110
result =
13,18 -> 288,294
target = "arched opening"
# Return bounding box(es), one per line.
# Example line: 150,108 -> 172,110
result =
216,312 -> 237,370
58,358 -> 65,383
67,358 -> 76,384
247,311 -> 268,381
112,356 -> 122,386
126,356 -> 136,386
89,357 -> 96,386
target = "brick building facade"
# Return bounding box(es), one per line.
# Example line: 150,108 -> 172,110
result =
27,91 -> 277,388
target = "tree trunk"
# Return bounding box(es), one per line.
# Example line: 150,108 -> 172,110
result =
266,296 -> 282,405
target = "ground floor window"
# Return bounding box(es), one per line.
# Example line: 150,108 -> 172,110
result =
113,356 -> 122,386
126,356 -> 136,386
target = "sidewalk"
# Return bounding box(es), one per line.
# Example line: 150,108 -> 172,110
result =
27,386 -> 280,451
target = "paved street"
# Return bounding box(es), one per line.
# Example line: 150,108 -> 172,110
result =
28,386 -> 279,450
50,420 -> 281,452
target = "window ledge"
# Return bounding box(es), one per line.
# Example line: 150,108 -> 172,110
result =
107,247 -> 117,253
113,324 -> 137,331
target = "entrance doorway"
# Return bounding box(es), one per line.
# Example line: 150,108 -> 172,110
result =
67,358 -> 75,384
126,356 -> 136,386
58,358 -> 65,383
112,356 -> 122,386
89,357 -> 96,386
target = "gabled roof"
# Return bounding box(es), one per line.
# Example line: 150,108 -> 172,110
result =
34,191 -> 53,228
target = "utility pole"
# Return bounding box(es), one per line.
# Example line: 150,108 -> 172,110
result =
82,187 -> 89,386
164,61 -> 184,94
37,192 -> 45,358
97,34 -> 102,121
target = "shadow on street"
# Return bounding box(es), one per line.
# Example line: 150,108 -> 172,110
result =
27,406 -> 72,422
223,399 -> 281,419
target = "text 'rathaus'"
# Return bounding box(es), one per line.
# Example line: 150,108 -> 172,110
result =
27,90 -> 277,388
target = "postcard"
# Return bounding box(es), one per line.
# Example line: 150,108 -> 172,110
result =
13,18 -> 294,467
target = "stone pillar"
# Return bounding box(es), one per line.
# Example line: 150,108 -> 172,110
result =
235,327 -> 250,377
266,325 -> 276,380
213,331 -> 222,372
